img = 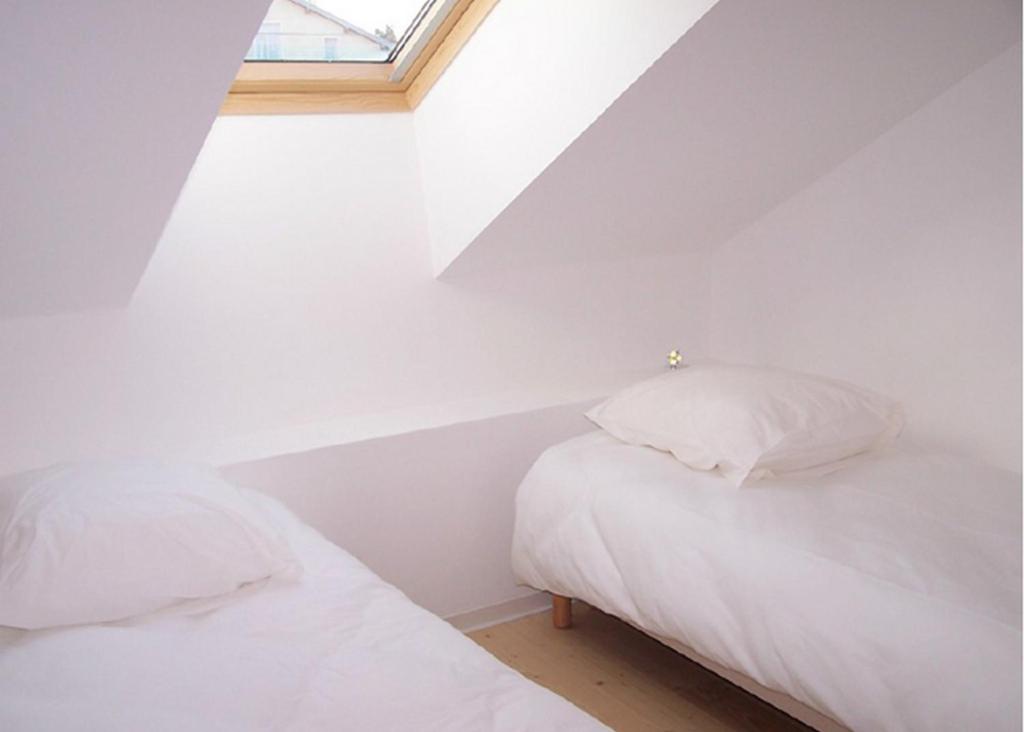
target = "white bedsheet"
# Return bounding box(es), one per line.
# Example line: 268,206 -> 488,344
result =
512,431 -> 1022,732
0,490 -> 606,732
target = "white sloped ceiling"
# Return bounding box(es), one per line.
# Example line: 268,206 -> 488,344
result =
0,0 -> 270,317
442,0 -> 1020,277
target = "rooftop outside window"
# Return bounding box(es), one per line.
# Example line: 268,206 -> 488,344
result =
245,0 -> 435,63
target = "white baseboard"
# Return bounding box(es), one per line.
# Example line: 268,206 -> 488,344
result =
445,592 -> 550,633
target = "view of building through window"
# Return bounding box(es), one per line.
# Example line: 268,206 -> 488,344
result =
245,0 -> 434,62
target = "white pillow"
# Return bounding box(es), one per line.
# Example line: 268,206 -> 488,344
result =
0,461 -> 300,630
587,363 -> 903,485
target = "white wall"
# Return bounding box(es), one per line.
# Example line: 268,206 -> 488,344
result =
0,111 -> 709,476
413,0 -> 718,274
0,110 -> 709,618
0,111 -> 708,616
709,45 -> 1022,471
223,401 -> 597,619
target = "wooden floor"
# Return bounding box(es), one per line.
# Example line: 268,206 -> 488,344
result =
468,602 -> 812,732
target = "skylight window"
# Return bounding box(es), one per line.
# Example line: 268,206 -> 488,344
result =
227,0 -> 497,114
245,0 -> 436,63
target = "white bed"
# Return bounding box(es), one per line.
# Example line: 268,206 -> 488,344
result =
0,488 -> 606,732
512,431 -> 1022,732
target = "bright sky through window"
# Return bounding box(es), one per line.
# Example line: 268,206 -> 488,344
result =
245,0 -> 435,63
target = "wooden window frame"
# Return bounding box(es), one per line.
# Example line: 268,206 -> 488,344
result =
221,0 -> 498,115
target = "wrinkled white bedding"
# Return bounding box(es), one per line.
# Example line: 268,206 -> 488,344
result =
0,490 -> 606,732
512,431 -> 1022,732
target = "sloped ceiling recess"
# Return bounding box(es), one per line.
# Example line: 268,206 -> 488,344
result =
2,0 -> 1018,314
443,0 -> 1021,277
0,0 -> 271,317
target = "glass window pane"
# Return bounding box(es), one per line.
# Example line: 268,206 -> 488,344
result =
244,0 -> 435,63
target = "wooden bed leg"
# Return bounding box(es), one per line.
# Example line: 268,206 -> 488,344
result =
552,594 -> 573,629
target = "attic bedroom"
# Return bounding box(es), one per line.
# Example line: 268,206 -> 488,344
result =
0,1 -> 1020,730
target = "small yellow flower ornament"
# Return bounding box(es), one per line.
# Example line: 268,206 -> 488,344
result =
667,349 -> 684,369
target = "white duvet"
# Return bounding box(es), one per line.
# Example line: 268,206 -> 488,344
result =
0,490 -> 606,732
512,431 -> 1022,732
